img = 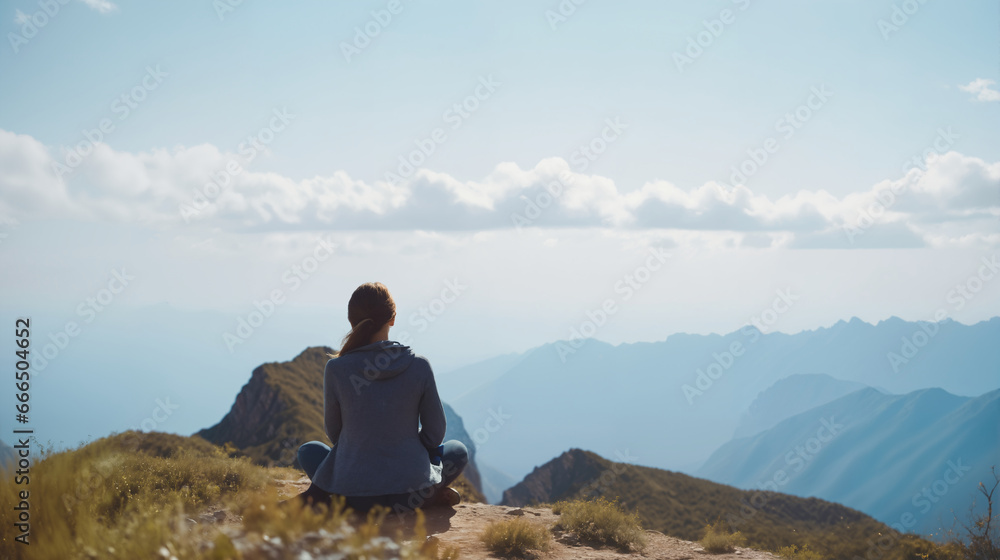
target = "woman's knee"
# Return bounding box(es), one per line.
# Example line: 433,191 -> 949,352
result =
297,441 -> 331,474
441,440 -> 469,473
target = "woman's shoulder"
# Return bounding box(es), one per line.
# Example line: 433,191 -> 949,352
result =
321,347 -> 433,376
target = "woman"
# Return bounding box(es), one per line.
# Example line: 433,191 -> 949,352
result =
296,282 -> 468,512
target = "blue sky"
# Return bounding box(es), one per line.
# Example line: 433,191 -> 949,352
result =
0,0 -> 998,453
1,0 -> 999,382
3,0 -> 998,195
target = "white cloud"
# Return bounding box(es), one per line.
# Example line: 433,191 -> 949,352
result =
958,78 -> 1000,102
0,128 -> 996,249
79,0 -> 117,14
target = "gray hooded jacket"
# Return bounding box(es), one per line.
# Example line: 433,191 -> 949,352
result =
310,340 -> 446,496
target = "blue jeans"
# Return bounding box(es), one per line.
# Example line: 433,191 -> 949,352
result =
297,439 -> 469,512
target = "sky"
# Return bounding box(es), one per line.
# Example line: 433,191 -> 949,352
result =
0,0 -> 999,446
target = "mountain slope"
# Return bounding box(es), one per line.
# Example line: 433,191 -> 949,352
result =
479,464 -> 516,504
733,373 -> 869,438
698,387 -> 1000,535
502,449 -> 948,560
451,317 -> 999,485
0,440 -> 15,471
197,346 -> 482,493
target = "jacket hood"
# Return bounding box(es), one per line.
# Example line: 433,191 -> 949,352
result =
338,340 -> 415,380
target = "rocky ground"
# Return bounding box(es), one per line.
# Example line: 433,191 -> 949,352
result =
185,472 -> 778,560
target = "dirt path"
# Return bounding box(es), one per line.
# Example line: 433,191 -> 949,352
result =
194,473 -> 778,560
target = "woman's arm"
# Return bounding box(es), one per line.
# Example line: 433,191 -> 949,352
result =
324,363 -> 343,444
417,360 -> 446,452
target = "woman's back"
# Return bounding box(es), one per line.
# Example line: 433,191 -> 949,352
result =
310,339 -> 446,497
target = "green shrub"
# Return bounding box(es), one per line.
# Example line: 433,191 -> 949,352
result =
700,520 -> 747,554
552,497 -> 647,552
481,517 -> 552,558
777,543 -> 824,559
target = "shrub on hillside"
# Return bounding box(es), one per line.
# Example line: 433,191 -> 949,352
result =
551,497 -> 647,552
777,543 -> 824,559
700,519 -> 747,554
481,517 -> 552,558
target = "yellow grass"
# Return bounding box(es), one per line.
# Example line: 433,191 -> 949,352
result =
480,517 -> 551,558
0,431 -> 457,560
700,520 -> 747,554
551,497 -> 647,552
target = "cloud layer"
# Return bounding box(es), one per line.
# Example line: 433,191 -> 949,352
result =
959,79 -> 1000,102
1,128 -> 997,249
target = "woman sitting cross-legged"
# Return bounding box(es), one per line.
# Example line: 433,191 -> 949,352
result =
295,281 -> 469,513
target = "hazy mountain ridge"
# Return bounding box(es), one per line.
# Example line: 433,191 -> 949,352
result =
698,386 -> 1000,535
733,373 -> 870,439
501,448 -> 947,559
451,316 -> 999,493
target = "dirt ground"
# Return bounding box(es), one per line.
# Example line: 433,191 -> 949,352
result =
193,473 -> 779,560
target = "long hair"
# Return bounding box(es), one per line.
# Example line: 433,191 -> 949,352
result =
331,282 -> 396,357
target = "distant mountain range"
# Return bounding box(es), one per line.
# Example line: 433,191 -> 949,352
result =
732,373 -> 870,439
197,346 -> 483,496
192,317 -> 999,543
448,317 -> 999,497
191,334 -> 1000,557
698,386 -> 1000,535
502,448 -> 944,559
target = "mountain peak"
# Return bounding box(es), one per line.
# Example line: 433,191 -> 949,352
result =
501,449 -> 609,506
197,346 -> 483,493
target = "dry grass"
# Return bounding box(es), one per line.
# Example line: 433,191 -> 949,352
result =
480,517 -> 552,558
0,431 -> 457,560
551,497 -> 647,552
700,520 -> 747,554
0,431 -> 266,559
776,544 -> 825,559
